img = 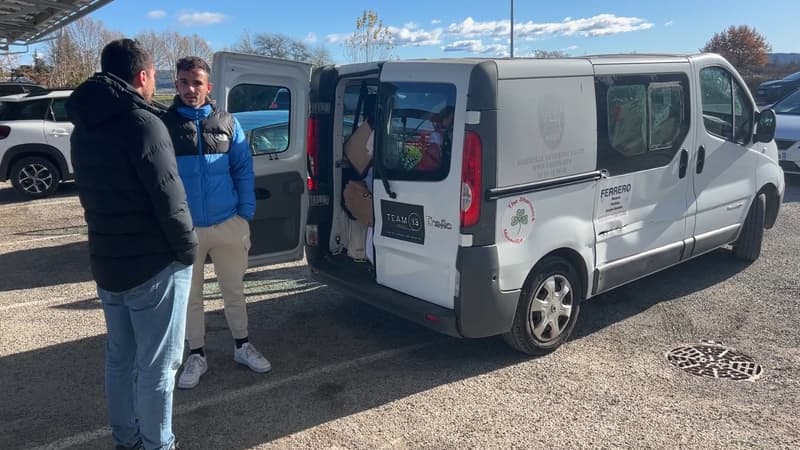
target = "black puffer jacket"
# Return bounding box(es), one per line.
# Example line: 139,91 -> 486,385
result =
67,73 -> 197,292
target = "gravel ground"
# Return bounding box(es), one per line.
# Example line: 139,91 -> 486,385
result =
1,178 -> 799,450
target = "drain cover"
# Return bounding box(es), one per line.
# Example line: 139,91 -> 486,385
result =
666,342 -> 763,382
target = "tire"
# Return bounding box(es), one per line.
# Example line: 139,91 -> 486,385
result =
9,156 -> 61,199
503,256 -> 583,356
732,193 -> 766,262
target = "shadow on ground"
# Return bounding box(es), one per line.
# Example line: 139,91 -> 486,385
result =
1,245 -> 760,449
0,181 -> 78,206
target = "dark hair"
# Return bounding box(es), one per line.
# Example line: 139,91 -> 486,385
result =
100,38 -> 153,84
176,56 -> 211,76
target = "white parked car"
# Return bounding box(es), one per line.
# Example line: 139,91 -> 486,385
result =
771,88 -> 800,175
0,89 -> 74,199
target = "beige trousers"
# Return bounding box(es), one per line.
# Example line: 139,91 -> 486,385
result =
186,214 -> 251,349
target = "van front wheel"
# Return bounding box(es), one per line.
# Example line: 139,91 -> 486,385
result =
732,193 -> 766,262
503,256 -> 582,356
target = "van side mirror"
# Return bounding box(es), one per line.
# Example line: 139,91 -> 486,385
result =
754,109 -> 776,143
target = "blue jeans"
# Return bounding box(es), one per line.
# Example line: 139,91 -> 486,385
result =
98,261 -> 192,450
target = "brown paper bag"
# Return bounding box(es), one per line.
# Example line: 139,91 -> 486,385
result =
343,180 -> 373,226
344,122 -> 373,177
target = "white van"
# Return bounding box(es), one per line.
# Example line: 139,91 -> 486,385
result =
212,52 -> 785,355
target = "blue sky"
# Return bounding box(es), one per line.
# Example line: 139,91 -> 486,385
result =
17,0 -> 800,63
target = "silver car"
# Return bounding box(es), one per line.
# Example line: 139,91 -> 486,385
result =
772,88 -> 800,175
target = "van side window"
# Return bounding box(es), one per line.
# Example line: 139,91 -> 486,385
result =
700,67 -> 754,144
595,74 -> 690,175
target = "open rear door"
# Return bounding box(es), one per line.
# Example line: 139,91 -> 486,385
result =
211,51 -> 311,266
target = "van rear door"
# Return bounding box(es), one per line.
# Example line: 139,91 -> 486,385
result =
211,52 -> 311,266
372,62 -> 473,309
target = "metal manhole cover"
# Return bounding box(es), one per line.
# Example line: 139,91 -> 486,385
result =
666,341 -> 763,382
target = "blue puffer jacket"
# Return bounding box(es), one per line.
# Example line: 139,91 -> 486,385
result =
167,103 -> 255,227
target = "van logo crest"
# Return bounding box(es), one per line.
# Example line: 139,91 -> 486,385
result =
538,96 -> 564,150
502,196 -> 535,244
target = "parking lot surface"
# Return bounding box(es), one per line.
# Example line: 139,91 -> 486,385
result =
1,179 -> 799,449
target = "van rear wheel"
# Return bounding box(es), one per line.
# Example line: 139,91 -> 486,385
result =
503,256 -> 582,356
732,193 -> 765,262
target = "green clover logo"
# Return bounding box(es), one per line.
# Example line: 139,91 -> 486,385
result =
509,208 -> 528,234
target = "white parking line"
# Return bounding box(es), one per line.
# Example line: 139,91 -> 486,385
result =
29,342 -> 433,450
0,233 -> 84,248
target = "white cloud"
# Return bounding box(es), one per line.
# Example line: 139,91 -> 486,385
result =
447,17 -> 510,38
177,12 -> 227,26
388,23 -> 443,47
431,19 -> 441,25
304,33 -> 318,44
326,33 -> 347,44
147,10 -> 167,19
442,40 -> 508,56
664,20 -> 674,27
446,14 -> 653,40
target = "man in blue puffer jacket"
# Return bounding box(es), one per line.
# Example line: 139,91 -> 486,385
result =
163,56 -> 271,390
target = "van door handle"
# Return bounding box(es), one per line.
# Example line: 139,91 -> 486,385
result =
50,129 -> 69,136
696,146 -> 706,174
679,149 -> 689,179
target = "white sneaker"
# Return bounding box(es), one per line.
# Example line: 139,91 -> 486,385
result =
177,354 -> 208,389
234,343 -> 272,373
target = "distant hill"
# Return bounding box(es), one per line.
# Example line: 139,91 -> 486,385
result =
768,53 -> 800,65
156,70 -> 173,90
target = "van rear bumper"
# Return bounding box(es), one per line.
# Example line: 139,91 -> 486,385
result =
307,245 -> 520,340
456,245 -> 521,338
308,257 -> 462,338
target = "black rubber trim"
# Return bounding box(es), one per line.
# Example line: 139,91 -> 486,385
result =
455,245 -> 520,338
486,171 -> 603,201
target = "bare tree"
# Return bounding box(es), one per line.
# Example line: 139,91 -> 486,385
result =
232,32 -> 330,67
309,46 -> 332,68
0,54 -> 19,80
231,32 -> 257,54
44,17 -> 122,87
161,31 -> 191,80
343,10 -> 394,63
184,34 -> 213,64
135,30 -> 168,69
531,49 -> 568,58
253,34 -> 310,60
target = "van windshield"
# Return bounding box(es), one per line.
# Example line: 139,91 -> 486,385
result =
378,82 -> 456,182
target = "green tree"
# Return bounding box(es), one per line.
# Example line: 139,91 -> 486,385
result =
701,25 -> 771,70
343,10 -> 394,63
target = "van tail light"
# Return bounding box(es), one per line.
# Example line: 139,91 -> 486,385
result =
460,130 -> 482,228
306,117 -> 320,192
0,125 -> 10,139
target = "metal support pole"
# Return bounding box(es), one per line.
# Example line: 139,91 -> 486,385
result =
510,0 -> 514,58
